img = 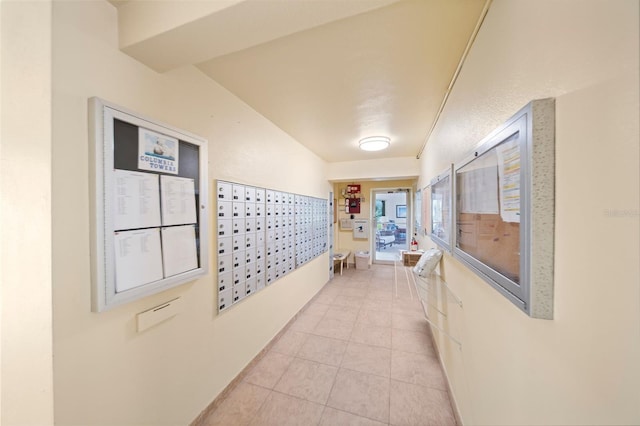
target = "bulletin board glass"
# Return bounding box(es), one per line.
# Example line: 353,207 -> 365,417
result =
430,168 -> 452,251
453,98 -> 556,319
89,98 -> 209,312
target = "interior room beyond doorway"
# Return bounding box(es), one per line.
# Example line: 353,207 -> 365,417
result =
373,189 -> 409,264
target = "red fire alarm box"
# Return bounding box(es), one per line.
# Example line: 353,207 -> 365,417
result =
345,184 -> 361,214
348,198 -> 360,213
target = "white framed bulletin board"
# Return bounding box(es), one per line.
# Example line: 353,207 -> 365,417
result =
89,98 -> 209,312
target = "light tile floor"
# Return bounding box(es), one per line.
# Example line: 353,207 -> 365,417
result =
204,264 -> 456,426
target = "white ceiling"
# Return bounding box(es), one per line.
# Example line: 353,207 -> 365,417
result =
111,0 -> 489,164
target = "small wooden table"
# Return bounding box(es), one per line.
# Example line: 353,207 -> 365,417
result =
333,250 -> 350,275
401,250 -> 424,267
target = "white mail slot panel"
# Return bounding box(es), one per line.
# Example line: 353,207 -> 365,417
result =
232,235 -> 243,252
266,255 -> 275,271
255,188 -> 265,203
274,191 -> 282,204
217,181 -> 232,201
245,233 -> 256,249
245,186 -> 256,202
232,218 -> 245,235
255,203 -> 264,217
255,258 -> 265,275
266,268 -> 276,285
274,217 -> 281,229
245,277 -> 257,296
288,247 -> 295,260
280,239 -> 288,253
274,229 -> 283,241
217,236 -> 232,255
218,288 -> 233,312
218,254 -> 232,274
232,251 -> 246,269
286,205 -> 294,216
274,204 -> 282,216
256,273 -> 266,291
266,204 -> 274,217
233,283 -> 246,302
245,218 -> 256,234
266,230 -> 275,243
217,201 -> 232,218
266,243 -> 275,257
232,184 -> 245,201
255,231 -> 266,247
287,193 -> 295,204
245,247 -> 255,265
266,190 -> 274,204
255,217 -> 265,232
279,264 -> 288,278
266,217 -> 275,230
286,227 -> 294,239
232,269 -> 244,286
288,259 -> 295,272
218,271 -> 232,292
245,203 -> 256,218
256,245 -> 265,262
217,219 -> 232,237
276,252 -> 286,266
245,262 -> 256,280
232,202 -> 245,218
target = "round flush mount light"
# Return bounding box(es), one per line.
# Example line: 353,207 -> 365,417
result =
359,136 -> 390,151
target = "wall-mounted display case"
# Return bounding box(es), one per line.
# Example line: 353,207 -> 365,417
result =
430,167 -> 452,251
453,98 -> 555,319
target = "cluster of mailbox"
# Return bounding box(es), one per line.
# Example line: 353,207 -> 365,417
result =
216,181 -> 328,312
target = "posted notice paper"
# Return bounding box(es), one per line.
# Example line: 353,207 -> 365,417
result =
138,127 -> 179,175
113,170 -> 161,231
161,225 -> 198,277
161,175 -> 197,226
114,228 -> 164,293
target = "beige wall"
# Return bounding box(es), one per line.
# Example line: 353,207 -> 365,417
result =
420,1 -> 640,424
51,2 -> 330,425
1,1 -> 55,424
328,157 -> 419,181
333,179 -> 416,260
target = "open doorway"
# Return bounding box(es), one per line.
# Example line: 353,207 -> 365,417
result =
372,189 -> 410,264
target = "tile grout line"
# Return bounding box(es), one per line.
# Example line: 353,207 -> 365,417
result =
190,275 -> 340,426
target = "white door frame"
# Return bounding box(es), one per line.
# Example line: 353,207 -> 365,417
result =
371,187 -> 412,264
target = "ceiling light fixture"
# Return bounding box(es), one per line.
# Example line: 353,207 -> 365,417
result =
359,136 -> 390,152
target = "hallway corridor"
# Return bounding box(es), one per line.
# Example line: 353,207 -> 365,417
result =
202,264 -> 456,425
